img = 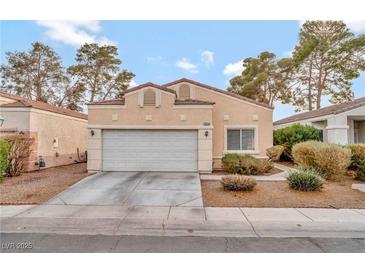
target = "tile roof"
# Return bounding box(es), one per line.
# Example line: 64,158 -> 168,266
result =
0,92 -> 88,120
87,98 -> 125,105
163,78 -> 274,110
124,82 -> 176,95
174,99 -> 215,105
274,97 -> 365,126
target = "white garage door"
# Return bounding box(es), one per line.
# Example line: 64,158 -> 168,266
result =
102,129 -> 198,172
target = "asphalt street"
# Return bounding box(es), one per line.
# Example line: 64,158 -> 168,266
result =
1,233 -> 364,253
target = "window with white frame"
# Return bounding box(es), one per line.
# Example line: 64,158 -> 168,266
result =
227,128 -> 255,151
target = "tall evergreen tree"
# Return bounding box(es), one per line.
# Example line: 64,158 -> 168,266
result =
67,43 -> 135,102
290,21 -> 365,111
228,51 -> 293,107
0,42 -> 85,110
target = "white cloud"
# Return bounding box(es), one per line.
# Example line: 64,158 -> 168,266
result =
36,20 -> 115,47
223,59 -> 244,77
176,58 -> 198,73
201,50 -> 214,66
298,20 -> 365,33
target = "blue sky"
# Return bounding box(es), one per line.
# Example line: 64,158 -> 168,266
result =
1,20 -> 364,120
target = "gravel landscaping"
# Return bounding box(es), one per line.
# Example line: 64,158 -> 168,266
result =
201,177 -> 365,208
0,163 -> 90,204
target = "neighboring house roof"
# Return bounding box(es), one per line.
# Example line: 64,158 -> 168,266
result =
274,97 -> 365,126
163,78 -> 274,110
174,99 -> 215,105
0,92 -> 88,120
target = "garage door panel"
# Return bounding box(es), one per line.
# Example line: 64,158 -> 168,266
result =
102,130 -> 198,171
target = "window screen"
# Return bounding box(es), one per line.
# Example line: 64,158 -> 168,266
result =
227,128 -> 255,151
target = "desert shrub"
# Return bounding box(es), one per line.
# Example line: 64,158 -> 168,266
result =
287,170 -> 324,191
3,135 -> 34,177
221,175 -> 257,191
354,161 -> 365,181
273,124 -> 321,160
239,155 -> 273,175
292,141 -> 318,167
266,145 -> 285,161
221,153 -> 241,173
346,144 -> 365,174
292,141 -> 352,180
0,139 -> 11,181
222,154 -> 273,175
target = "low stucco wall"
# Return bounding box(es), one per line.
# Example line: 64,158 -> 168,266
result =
29,109 -> 88,169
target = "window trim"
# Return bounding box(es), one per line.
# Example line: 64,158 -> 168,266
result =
224,125 -> 259,154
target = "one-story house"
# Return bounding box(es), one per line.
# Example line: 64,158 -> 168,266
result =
274,97 -> 365,145
0,92 -> 88,171
87,78 -> 273,173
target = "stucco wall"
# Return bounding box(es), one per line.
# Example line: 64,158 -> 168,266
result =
88,90 -> 213,172
88,90 -> 213,127
88,83 -> 273,172
29,109 -> 88,169
0,108 -> 30,133
169,83 -> 273,169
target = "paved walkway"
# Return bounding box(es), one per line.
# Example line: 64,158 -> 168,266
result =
1,205 -> 364,238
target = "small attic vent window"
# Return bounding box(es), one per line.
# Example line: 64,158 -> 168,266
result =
144,89 -> 156,106
179,84 -> 191,100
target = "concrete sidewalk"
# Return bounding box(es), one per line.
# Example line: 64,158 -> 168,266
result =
1,205 -> 364,238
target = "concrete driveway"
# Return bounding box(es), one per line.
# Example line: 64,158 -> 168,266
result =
46,172 -> 202,207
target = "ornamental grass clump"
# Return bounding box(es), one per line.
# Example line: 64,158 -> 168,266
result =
221,175 -> 257,191
287,170 -> 324,191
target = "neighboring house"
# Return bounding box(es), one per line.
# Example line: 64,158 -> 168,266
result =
0,92 -> 88,171
274,97 -> 365,145
87,78 -> 273,173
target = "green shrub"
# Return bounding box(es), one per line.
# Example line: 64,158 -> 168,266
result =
221,153 -> 241,173
287,170 -> 324,191
0,139 -> 11,182
292,141 -> 352,180
266,145 -> 285,161
221,175 -> 257,191
273,124 -> 321,160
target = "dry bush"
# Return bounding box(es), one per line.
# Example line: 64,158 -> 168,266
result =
293,141 -> 351,180
266,145 -> 285,161
292,141 -> 318,167
221,175 -> 257,191
3,135 -> 34,177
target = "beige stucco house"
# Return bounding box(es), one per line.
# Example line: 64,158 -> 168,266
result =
0,92 -> 88,171
87,78 -> 273,173
274,97 -> 365,145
